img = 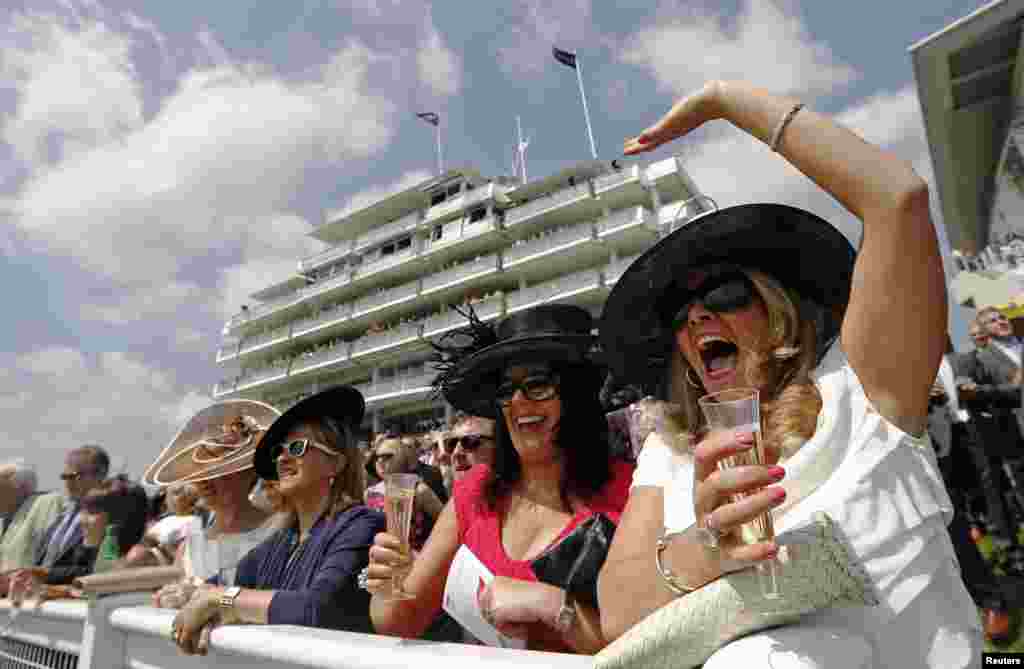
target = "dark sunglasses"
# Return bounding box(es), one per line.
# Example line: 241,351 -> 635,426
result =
273,438 -> 336,461
443,434 -> 493,454
60,471 -> 89,481
496,374 -> 560,405
670,270 -> 756,331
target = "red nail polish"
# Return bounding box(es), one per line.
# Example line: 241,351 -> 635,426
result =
735,430 -> 754,444
637,134 -> 650,144
768,466 -> 786,480
772,487 -> 787,501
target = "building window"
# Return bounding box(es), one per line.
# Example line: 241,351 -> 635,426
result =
381,243 -> 395,256
430,191 -> 446,206
396,236 -> 411,251
468,207 -> 487,224
432,224 -> 444,241
447,183 -> 461,199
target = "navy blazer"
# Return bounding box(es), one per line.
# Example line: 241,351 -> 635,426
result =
958,346 -> 1024,458
233,505 -> 385,632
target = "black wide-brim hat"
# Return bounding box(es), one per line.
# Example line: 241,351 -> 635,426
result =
253,385 -> 365,480
434,304 -> 599,418
599,203 -> 855,395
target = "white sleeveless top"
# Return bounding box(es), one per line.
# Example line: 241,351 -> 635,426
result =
632,342 -> 982,669
182,518 -> 275,585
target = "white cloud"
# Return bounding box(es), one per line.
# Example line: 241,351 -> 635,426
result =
1,10 -> 143,166
328,169 -> 434,222
0,347 -> 207,487
620,0 -> 857,98
417,24 -> 460,97
497,0 -> 594,76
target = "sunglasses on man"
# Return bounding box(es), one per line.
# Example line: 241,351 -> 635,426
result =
670,266 -> 756,331
59,471 -> 94,482
496,374 -> 560,405
272,438 -> 337,461
442,434 -> 493,454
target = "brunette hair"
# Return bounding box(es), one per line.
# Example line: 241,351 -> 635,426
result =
484,362 -> 612,510
81,476 -> 149,554
664,269 -> 822,460
303,416 -> 364,517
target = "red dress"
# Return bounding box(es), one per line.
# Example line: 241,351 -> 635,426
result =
452,460 -> 635,584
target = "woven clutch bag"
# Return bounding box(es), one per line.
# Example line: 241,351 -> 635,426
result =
595,512 -> 878,669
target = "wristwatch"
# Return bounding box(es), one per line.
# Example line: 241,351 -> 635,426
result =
552,592 -> 577,635
219,586 -> 242,611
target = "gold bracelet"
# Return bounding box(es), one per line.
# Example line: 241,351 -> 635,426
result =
769,103 -> 804,153
655,530 -> 698,596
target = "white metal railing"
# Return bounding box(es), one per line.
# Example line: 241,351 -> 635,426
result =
299,241 -> 354,273
354,248 -> 416,281
350,322 -> 423,358
420,216 -> 498,257
604,253 -> 642,286
214,378 -> 237,396
291,340 -> 351,373
645,155 -> 680,181
503,183 -> 591,227
503,222 -> 595,265
240,325 -> 291,354
292,303 -> 352,337
365,371 -> 435,400
351,281 -> 419,318
593,165 -> 641,192
422,294 -> 504,338
238,361 -> 290,388
246,291 -> 300,319
305,268 -> 353,298
422,254 -> 499,293
462,183 -> 503,210
507,269 -> 602,311
597,206 -> 650,236
353,211 -> 421,254
424,184 -> 505,223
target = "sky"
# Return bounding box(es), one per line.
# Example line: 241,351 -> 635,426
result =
0,0 -> 986,488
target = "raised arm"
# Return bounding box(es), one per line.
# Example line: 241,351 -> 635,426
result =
628,80 -> 946,435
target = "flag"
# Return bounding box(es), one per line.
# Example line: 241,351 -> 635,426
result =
552,46 -> 577,69
417,112 -> 440,127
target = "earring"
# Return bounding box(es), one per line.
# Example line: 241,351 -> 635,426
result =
686,367 -> 703,389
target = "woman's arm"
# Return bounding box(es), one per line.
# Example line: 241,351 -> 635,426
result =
415,482 -> 444,520
369,500 -> 461,637
628,81 -> 945,435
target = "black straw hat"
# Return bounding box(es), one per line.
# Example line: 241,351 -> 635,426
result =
432,304 -> 598,417
598,203 -> 855,395
253,385 -> 365,480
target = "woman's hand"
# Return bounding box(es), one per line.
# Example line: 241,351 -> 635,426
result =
623,81 -> 723,155
171,590 -> 219,655
8,568 -> 46,605
477,576 -> 563,640
365,532 -> 410,593
153,578 -> 199,609
692,429 -> 786,575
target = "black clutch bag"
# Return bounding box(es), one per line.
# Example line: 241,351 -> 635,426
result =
530,513 -> 616,609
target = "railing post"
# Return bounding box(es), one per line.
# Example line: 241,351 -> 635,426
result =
78,594 -> 149,669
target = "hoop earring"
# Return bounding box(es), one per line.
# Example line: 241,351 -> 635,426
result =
686,367 -> 703,389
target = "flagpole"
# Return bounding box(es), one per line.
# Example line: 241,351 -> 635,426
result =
436,122 -> 444,175
574,58 -> 598,160
517,116 -> 527,183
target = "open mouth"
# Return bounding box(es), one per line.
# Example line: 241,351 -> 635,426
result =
697,335 -> 739,380
515,415 -> 547,432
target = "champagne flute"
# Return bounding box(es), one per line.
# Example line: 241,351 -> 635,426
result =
698,388 -> 780,599
381,473 -> 419,600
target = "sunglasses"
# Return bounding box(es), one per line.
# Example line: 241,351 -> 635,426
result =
443,434 -> 493,454
496,374 -> 560,405
60,471 -> 88,482
670,270 -> 756,331
273,438 -> 337,461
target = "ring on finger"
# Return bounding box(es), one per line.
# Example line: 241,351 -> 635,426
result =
357,567 -> 370,591
695,514 -> 725,550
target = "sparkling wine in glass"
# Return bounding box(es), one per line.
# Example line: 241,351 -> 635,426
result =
382,473 -> 419,600
698,387 -> 780,599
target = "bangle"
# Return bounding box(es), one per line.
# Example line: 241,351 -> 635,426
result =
769,103 -> 804,153
655,530 -> 699,596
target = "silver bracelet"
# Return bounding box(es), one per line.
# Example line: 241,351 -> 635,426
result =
655,529 -> 698,596
769,103 -> 804,153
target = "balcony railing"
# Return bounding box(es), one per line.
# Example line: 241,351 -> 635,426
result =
503,183 -> 591,227
353,247 -> 417,282
503,222 -> 595,266
420,216 -> 499,258
646,155 -> 680,181
351,281 -> 420,319
291,341 -> 351,374
506,269 -> 603,312
305,267 -> 353,298
237,361 -> 290,389
292,303 -> 353,337
597,206 -> 650,236
593,165 -> 642,193
351,322 -> 423,359
422,295 -> 504,339
424,184 -> 506,225
299,241 -> 355,273
353,211 -> 422,254
422,253 -> 500,294
246,291 -> 301,320
214,378 -> 237,397
239,325 -> 291,354
604,253 -> 642,286
365,371 -> 435,400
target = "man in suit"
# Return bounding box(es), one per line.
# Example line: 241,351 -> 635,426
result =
32,445 -> 109,571
0,461 -> 64,593
956,309 -> 1024,578
929,352 -> 1013,642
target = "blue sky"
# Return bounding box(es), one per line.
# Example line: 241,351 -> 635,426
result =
0,0 -> 984,487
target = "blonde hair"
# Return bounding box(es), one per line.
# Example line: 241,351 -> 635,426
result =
665,269 -> 822,460
373,435 -> 418,474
